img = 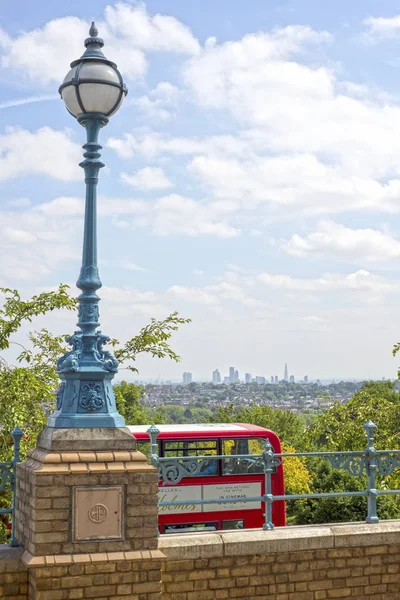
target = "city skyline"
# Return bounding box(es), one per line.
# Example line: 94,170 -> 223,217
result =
2,1 -> 400,382
180,364 -> 316,385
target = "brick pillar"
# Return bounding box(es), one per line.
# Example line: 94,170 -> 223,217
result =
15,427 -> 165,600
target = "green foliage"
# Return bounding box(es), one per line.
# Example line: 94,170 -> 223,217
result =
0,286 -> 189,459
290,460 -> 400,525
281,444 -> 313,496
305,381 -> 400,451
114,381 -> 148,425
215,404 -> 306,448
0,286 -> 76,458
0,285 -> 76,351
111,312 -> 191,373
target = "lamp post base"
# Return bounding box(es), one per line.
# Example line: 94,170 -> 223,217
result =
48,370 -> 125,428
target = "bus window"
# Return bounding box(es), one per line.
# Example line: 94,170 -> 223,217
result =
164,522 -> 218,534
163,439 -> 218,458
136,441 -> 153,459
222,519 -> 244,530
222,439 -> 265,475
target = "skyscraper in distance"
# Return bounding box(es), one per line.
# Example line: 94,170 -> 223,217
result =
212,369 -> 221,384
284,363 -> 289,382
229,367 -> 235,384
183,372 -> 192,385
245,373 -> 252,384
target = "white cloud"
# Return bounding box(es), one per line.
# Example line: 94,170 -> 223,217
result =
257,269 -> 399,294
174,23 -> 400,218
150,194 -> 239,238
168,285 -> 220,305
0,206 -> 80,281
0,127 -> 80,181
107,132 -> 207,159
183,26 -> 333,113
121,166 -> 172,190
168,273 -> 266,308
283,221 -> 400,262
363,15 -> 400,40
135,82 -> 181,120
106,131 -> 249,159
104,3 -> 200,54
35,193 -> 239,239
0,3 -> 199,85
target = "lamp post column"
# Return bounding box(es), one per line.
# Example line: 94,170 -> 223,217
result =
14,24 -> 162,600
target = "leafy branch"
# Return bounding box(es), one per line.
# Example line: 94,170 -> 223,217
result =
110,312 -> 191,372
0,284 -> 77,351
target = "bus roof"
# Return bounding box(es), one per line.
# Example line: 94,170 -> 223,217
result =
127,423 -> 276,438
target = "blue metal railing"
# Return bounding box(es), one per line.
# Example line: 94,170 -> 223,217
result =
147,420 -> 400,530
0,427 -> 23,546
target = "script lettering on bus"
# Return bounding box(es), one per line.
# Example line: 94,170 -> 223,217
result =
158,486 -> 201,514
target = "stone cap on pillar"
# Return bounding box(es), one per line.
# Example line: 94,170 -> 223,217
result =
36,426 -> 137,452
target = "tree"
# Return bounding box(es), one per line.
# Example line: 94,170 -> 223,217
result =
215,404 -> 305,448
296,380 -> 400,525
304,381 -> 400,452
291,459 -> 400,525
281,443 -> 313,496
114,381 -> 147,425
0,286 -> 189,460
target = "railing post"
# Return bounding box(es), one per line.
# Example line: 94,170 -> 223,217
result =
262,439 -> 274,530
147,424 -> 160,469
364,420 -> 379,524
10,426 -> 23,547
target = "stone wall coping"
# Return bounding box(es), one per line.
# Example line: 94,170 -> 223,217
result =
28,448 -> 147,464
0,545 -> 25,572
21,549 -> 166,568
21,449 -> 155,474
159,520 -> 400,560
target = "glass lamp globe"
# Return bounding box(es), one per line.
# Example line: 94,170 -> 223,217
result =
59,22 -> 127,119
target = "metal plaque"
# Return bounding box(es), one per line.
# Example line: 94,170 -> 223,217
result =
73,486 -> 123,541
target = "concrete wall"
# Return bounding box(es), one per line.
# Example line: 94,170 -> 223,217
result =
159,521 -> 400,600
3,521 -> 400,599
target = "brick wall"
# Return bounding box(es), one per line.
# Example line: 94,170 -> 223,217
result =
4,522 -> 400,599
0,546 -> 28,599
24,550 -> 164,600
15,448 -> 159,556
159,521 -> 400,600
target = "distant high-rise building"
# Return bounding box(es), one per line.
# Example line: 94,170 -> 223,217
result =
183,372 -> 192,385
212,369 -> 221,384
284,363 -> 289,382
271,376 -> 274,384
245,373 -> 252,384
224,376 -> 230,385
256,376 -> 266,385
289,375 -> 295,383
234,369 -> 239,383
274,375 -> 278,384
229,367 -> 235,383
304,375 -> 309,384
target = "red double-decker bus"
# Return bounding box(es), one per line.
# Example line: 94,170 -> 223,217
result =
128,423 -> 285,533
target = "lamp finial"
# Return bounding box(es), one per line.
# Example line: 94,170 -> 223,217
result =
89,21 -> 98,38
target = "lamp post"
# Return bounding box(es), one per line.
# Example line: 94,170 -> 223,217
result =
47,23 -> 127,428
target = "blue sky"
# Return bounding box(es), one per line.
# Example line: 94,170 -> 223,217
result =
2,1 -> 400,382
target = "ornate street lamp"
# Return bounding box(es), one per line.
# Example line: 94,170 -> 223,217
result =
47,23 -> 128,428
